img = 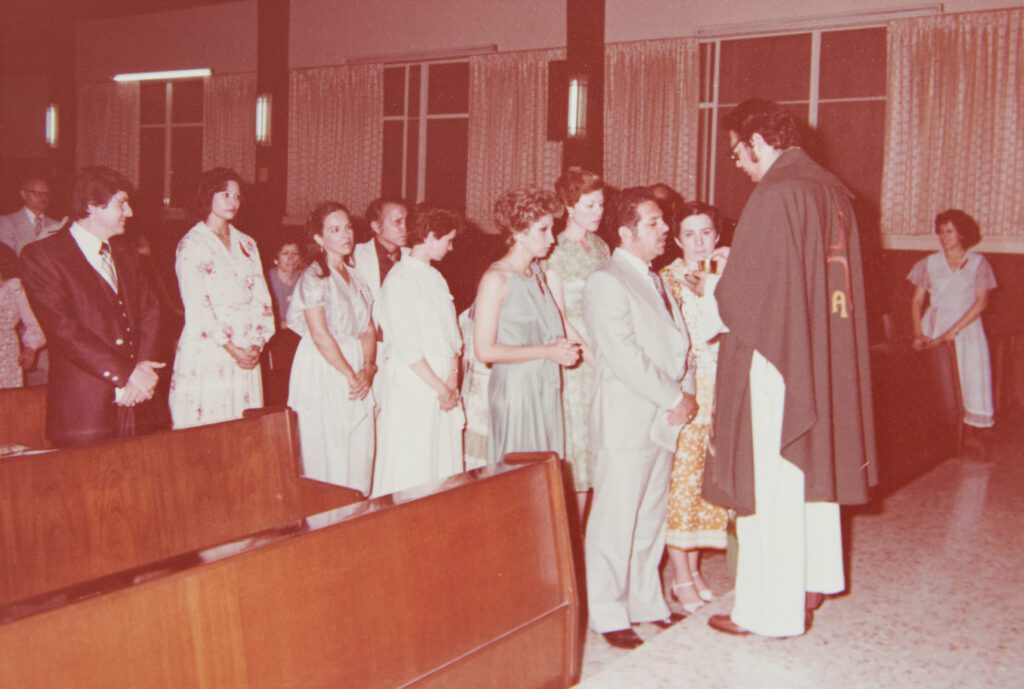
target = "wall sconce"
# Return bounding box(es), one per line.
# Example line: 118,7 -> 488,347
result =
256,93 -> 272,146
45,104 -> 59,148
112,68 -> 212,82
567,76 -> 588,139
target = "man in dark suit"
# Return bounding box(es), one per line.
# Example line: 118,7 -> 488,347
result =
21,166 -> 163,447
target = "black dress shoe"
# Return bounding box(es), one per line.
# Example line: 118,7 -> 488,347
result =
602,628 -> 644,649
652,612 -> 688,630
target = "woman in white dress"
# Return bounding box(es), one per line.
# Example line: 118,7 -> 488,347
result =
372,205 -> 464,497
909,209 -> 997,450
288,202 -> 376,494
170,168 -> 275,428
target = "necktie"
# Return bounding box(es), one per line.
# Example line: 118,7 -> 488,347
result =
33,215 -> 44,238
649,270 -> 674,316
98,243 -> 118,291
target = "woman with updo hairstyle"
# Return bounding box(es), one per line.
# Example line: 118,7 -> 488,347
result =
287,202 -> 376,494
473,187 -> 581,465
170,167 -> 275,429
659,200 -> 730,612
542,167 -> 609,523
908,208 -> 997,450
372,204 -> 465,496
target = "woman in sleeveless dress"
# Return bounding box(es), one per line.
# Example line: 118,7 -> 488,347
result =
472,187 -> 581,464
543,167 -> 609,524
909,209 -> 996,452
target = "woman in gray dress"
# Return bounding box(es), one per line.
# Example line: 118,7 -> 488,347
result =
473,187 -> 581,464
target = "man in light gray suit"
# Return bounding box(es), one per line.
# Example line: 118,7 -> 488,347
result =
0,175 -> 63,256
583,187 -> 697,649
1,174 -> 64,385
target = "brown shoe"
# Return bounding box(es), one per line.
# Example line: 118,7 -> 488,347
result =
652,612 -> 688,630
805,591 -> 825,611
707,614 -> 751,636
602,628 -> 644,649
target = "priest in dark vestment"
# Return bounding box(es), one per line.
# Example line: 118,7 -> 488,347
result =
692,99 -> 878,638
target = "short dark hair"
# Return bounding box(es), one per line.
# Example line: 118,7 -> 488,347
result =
194,167 -> 243,221
493,187 -> 563,238
408,204 -> 463,246
611,187 -> 659,245
554,167 -> 604,208
365,197 -> 408,226
935,208 -> 982,249
723,98 -> 802,150
305,201 -> 351,277
675,200 -> 722,237
69,166 -> 135,221
0,243 -> 19,281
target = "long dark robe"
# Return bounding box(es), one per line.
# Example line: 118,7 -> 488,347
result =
703,148 -> 878,516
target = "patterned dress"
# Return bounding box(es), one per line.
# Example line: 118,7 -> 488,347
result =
169,222 -> 275,429
543,232 -> 609,491
661,259 -> 728,549
0,278 -> 45,389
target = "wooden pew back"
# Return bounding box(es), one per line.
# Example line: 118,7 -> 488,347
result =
0,456 -> 580,688
0,409 -> 359,605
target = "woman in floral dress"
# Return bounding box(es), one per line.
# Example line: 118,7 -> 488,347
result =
169,168 -> 275,429
543,167 -> 609,524
0,244 -> 45,389
660,201 -> 729,613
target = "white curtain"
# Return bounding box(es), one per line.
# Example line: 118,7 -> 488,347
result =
76,82 -> 140,184
287,64 -> 383,222
604,38 -> 700,198
881,9 -> 1023,238
203,73 -> 257,181
466,49 -> 564,232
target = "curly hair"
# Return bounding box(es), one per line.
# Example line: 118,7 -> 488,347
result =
69,166 -> 135,221
554,167 -> 604,208
935,208 -> 982,248
193,167 -> 243,222
407,204 -> 463,246
723,98 -> 802,150
493,187 -> 563,239
305,201 -> 351,277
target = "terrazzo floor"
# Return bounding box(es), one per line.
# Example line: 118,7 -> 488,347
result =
574,418 -> 1024,688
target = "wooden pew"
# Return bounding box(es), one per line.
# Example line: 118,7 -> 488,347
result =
0,384 -> 48,450
0,453 -> 580,688
0,408 -> 361,604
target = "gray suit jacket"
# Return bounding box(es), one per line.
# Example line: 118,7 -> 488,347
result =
583,249 -> 693,453
0,208 -> 63,255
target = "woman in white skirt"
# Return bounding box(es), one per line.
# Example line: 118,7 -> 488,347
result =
288,202 -> 376,494
909,208 -> 997,452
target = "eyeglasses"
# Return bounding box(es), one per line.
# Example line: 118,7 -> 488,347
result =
22,189 -> 50,197
729,141 -> 745,162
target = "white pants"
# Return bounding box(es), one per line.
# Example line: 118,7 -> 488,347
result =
586,444 -> 673,632
732,352 -> 845,637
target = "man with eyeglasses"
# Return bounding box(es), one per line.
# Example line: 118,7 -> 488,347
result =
0,175 -> 63,256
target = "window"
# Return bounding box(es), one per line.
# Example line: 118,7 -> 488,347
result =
696,27 -> 887,230
383,61 -> 469,212
139,79 -> 204,209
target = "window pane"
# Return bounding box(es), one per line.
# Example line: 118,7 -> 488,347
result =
719,34 -> 811,104
425,118 -> 468,212
140,82 -> 166,125
170,126 -> 203,208
408,65 -> 421,117
820,28 -> 886,99
139,128 -> 165,205
172,80 -> 204,124
382,120 -> 404,198
405,117 -> 419,200
384,67 -> 406,117
427,62 -> 469,114
816,100 -> 886,208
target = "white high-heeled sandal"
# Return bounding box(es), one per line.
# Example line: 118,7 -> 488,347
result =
670,581 -> 705,614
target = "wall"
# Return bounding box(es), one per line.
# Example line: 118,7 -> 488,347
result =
75,1 -> 258,83
288,0 -> 566,67
605,0 -> 1018,42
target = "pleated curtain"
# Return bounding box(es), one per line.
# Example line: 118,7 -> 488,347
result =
76,81 -> 140,184
203,73 -> 257,182
881,9 -> 1023,238
287,64 -> 383,222
603,38 -> 700,198
466,49 -> 564,232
